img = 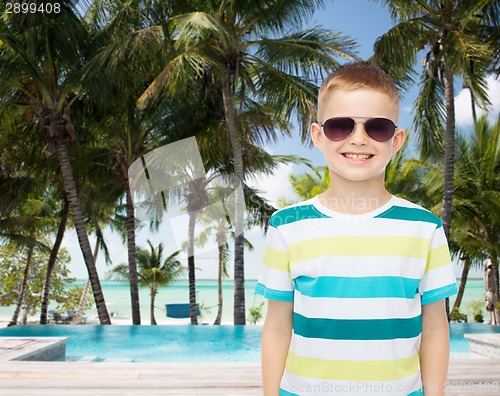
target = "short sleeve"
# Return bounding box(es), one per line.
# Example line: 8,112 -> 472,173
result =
255,222 -> 294,302
418,224 -> 458,305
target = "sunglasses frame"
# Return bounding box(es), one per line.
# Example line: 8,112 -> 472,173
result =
319,117 -> 398,142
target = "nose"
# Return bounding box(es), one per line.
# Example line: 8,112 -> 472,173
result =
348,122 -> 369,145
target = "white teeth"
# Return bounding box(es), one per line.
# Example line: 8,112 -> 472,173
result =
344,153 -> 371,160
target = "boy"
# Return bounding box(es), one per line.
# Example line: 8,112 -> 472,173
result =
255,62 -> 458,396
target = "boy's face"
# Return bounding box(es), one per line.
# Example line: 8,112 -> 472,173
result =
311,88 -> 405,185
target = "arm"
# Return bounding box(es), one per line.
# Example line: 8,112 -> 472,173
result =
262,300 -> 293,396
419,300 -> 450,396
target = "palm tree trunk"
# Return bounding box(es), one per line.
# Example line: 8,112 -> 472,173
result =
469,89 -> 477,126
8,245 -> 34,327
40,196 -> 69,324
22,303 -> 30,325
453,256 -> 470,311
55,141 -> 111,325
468,60 -> 477,127
222,68 -> 246,325
70,278 -> 91,324
126,182 -> 141,325
213,244 -> 224,325
150,287 -> 157,325
487,254 -> 500,325
489,231 -> 500,303
442,67 -> 456,320
188,213 -> 198,325
492,255 -> 500,303
442,67 -> 455,241
72,239 -> 99,324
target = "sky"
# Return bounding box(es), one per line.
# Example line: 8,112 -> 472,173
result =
62,0 -> 500,281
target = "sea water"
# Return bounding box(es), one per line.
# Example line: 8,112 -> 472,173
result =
0,279 -> 266,324
0,279 -> 488,324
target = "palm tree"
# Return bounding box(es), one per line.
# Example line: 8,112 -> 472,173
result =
39,196 -> 70,324
108,241 -> 184,325
453,117 -> 500,307
193,209 -> 231,326
82,0 -> 234,323
372,1 -> 499,317
0,1 -> 111,323
0,79 -> 71,325
193,200 -> 255,325
138,0 -> 358,323
372,0 -> 499,242
71,209 -> 120,325
423,115 -> 500,313
1,197 -> 55,326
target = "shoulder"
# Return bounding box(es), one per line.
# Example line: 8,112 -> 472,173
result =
269,198 -> 329,228
376,196 -> 443,228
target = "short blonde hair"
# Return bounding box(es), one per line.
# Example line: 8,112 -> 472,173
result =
318,62 -> 399,121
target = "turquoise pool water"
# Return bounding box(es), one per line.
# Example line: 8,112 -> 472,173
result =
0,325 -> 261,362
1,323 -> 499,362
448,322 -> 500,352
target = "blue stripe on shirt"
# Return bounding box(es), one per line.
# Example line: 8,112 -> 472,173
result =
295,276 -> 420,299
421,283 -> 458,305
255,282 -> 294,302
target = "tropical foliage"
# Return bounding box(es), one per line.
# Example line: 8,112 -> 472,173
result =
372,0 -> 499,241
107,241 -> 184,325
130,0 -> 358,324
0,0 -> 111,324
0,241 -> 86,324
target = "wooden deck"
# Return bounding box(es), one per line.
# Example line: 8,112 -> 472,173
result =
0,360 -> 499,395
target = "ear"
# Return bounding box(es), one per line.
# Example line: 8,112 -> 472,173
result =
391,128 -> 405,155
311,122 -> 324,152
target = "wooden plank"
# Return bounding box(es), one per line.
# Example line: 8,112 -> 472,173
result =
0,360 -> 499,395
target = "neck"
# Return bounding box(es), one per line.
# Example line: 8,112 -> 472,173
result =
318,173 -> 392,215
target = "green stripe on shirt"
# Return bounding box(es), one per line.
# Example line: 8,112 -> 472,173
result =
375,206 -> 442,227
293,312 -> 422,340
270,205 -> 330,227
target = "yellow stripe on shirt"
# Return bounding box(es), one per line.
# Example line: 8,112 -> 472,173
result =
425,244 -> 451,272
263,245 -> 289,272
285,350 -> 419,381
288,236 -> 430,266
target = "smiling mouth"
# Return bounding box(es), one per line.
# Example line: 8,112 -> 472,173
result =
342,153 -> 374,160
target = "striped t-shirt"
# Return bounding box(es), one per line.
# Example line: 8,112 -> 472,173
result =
256,195 -> 458,396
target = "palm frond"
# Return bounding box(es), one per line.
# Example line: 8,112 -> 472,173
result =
374,0 -> 429,20
243,184 -> 276,231
137,50 -> 215,109
238,0 -> 328,35
412,63 -> 446,160
0,33 -> 49,102
253,27 -> 358,81
454,0 -> 497,22
371,16 -> 431,91
250,62 -> 318,142
172,11 -> 233,49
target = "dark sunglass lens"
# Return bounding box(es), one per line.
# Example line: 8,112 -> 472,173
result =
365,118 -> 395,142
323,117 -> 355,141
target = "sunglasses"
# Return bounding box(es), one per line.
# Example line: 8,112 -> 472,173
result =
319,117 -> 397,142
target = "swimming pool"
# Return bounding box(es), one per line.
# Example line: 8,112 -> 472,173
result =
0,323 -> 498,362
0,325 -> 261,362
